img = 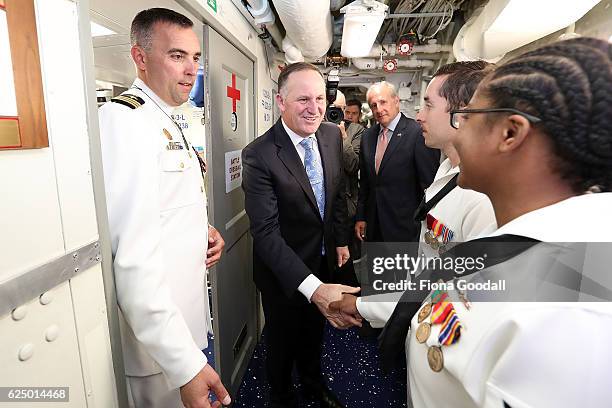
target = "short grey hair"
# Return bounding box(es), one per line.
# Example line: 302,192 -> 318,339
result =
366,81 -> 398,101
131,8 -> 193,51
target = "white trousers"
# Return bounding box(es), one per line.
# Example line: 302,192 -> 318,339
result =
127,373 -> 183,408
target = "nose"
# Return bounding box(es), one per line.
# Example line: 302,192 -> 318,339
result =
185,59 -> 198,76
415,111 -> 423,122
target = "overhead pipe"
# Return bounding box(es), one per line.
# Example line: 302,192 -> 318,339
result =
367,42 -> 453,58
245,0 -> 284,48
351,58 -> 434,70
271,0 -> 333,59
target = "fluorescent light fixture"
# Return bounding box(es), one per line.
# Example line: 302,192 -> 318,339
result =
340,0 -> 388,58
91,21 -> 116,37
456,0 -> 602,61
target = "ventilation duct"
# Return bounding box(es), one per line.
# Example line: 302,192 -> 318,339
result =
271,0 -> 333,60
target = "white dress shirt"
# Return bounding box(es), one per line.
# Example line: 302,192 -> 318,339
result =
281,120 -> 326,302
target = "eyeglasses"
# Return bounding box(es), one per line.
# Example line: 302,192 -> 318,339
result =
449,108 -> 542,129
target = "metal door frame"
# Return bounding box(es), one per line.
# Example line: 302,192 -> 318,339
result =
202,23 -> 259,397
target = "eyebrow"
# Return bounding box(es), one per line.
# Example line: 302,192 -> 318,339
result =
168,48 -> 202,57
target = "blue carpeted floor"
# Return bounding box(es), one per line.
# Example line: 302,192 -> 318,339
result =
205,324 -> 407,407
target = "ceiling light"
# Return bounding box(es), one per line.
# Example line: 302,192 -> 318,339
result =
455,0 -> 602,61
90,21 -> 116,37
340,0 -> 388,58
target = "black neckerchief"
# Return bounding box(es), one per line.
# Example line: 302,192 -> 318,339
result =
414,173 -> 459,222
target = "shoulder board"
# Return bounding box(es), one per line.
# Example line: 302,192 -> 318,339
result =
111,94 -> 145,109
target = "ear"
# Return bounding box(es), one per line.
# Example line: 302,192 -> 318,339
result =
275,93 -> 286,113
131,45 -> 147,71
497,114 -> 532,153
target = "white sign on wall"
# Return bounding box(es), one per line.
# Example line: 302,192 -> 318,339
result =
225,149 -> 242,193
261,88 -> 272,125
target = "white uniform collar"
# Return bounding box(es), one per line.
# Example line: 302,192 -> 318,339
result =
487,193 -> 612,241
282,118 -> 315,147
434,158 -> 459,182
132,78 -> 176,116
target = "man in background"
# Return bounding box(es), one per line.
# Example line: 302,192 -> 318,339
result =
344,98 -> 362,125
332,91 -> 365,285
355,81 -> 439,243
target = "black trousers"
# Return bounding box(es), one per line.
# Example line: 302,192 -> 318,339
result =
261,259 -> 329,407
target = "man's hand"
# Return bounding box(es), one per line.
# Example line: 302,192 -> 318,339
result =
206,225 -> 225,268
355,221 -> 366,241
337,121 -> 349,140
336,246 -> 350,268
311,284 -> 361,329
180,364 -> 231,408
329,294 -> 362,328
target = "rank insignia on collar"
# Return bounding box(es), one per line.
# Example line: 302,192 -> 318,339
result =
110,93 -> 145,109
163,128 -> 173,141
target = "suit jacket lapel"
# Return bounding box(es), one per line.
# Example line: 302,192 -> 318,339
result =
378,114 -> 406,174
369,123 -> 380,175
274,121 -> 319,217
316,128 -> 332,221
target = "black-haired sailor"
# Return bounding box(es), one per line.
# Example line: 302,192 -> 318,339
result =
407,37 -> 612,408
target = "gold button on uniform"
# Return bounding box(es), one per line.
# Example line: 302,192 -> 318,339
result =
179,162 -> 184,168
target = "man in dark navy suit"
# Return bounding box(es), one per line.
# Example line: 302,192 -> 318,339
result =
242,62 -> 360,408
355,81 -> 440,243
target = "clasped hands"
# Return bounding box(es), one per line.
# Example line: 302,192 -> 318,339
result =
312,284 -> 363,330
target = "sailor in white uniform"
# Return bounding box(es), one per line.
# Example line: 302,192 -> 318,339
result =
333,62 -> 497,329
406,37 -> 612,408
98,8 -> 230,408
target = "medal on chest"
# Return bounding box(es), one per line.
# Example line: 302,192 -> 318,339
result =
425,214 -> 455,254
414,285 -> 467,372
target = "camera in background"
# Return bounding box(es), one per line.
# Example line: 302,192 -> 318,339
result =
324,68 -> 344,125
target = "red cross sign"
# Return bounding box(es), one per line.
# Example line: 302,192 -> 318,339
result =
226,73 -> 241,113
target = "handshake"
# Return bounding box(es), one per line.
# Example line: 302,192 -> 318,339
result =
311,284 -> 364,329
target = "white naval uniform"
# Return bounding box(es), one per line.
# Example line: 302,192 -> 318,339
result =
407,193 -> 612,408
356,158 -> 496,327
99,78 -> 211,405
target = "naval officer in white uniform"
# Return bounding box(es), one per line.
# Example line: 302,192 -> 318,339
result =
407,37 -> 612,408
99,8 -> 230,408
330,62 -> 496,329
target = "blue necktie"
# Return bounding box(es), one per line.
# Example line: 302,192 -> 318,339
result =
300,137 -> 325,221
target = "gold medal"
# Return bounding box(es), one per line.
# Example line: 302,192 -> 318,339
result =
430,237 -> 440,250
424,230 -> 433,244
416,322 -> 431,343
417,302 -> 432,323
427,346 -> 444,372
